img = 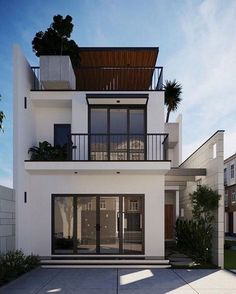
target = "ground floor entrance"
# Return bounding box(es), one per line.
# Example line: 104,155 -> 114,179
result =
52,194 -> 144,255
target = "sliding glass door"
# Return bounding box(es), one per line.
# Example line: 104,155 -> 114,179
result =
52,195 -> 144,254
89,107 -> 146,161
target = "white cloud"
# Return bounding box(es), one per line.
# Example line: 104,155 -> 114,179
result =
165,0 -> 236,159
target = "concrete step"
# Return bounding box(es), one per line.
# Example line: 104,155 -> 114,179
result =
40,258 -> 170,268
41,264 -> 171,269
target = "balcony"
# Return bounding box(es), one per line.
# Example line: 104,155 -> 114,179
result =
25,133 -> 170,175
31,66 -> 163,91
69,133 -> 168,161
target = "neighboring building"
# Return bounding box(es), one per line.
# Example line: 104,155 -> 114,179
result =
0,185 -> 15,253
13,45 -> 224,267
224,153 -> 236,236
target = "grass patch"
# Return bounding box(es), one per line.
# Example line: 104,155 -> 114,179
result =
224,249 -> 236,269
171,262 -> 219,269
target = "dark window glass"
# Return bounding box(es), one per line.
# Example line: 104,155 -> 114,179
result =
54,124 -> 71,147
130,109 -> 145,134
110,109 -> 127,133
90,108 -> 107,133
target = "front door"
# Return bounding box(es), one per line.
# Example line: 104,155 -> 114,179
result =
165,204 -> 174,240
52,195 -> 144,254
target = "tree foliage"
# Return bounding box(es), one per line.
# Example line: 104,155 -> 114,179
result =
0,95 -> 5,132
163,79 -> 182,122
32,15 -> 80,68
176,185 -> 221,264
190,185 -> 220,223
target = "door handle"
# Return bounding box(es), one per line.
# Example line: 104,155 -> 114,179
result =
95,224 -> 101,231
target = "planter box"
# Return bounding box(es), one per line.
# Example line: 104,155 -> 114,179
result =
40,56 -> 76,90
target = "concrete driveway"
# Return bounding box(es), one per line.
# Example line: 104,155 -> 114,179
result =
1,267 -> 236,293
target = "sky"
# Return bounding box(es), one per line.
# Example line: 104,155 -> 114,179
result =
0,0 -> 236,188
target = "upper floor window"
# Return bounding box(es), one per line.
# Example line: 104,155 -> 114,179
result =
225,191 -> 228,207
100,200 -> 106,210
224,168 -> 227,185
232,190 -> 236,204
128,200 -> 139,211
231,164 -> 234,179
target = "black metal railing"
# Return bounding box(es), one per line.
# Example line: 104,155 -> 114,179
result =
69,133 -> 168,161
31,66 -> 163,91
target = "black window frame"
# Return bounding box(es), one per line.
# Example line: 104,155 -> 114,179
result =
88,105 -> 147,161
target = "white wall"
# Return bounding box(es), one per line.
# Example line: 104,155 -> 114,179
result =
180,131 -> 224,267
147,92 -> 164,133
21,173 -> 165,258
165,114 -> 182,167
0,185 -> 15,253
34,107 -> 71,146
13,45 -> 37,250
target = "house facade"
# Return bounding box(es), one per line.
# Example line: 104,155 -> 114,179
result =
13,45 -> 224,267
224,153 -> 236,236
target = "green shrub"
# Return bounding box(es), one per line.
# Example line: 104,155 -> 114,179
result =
0,250 -> 39,286
176,218 -> 212,263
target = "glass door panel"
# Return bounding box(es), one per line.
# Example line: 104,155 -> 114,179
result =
123,196 -> 143,254
77,197 -> 97,254
110,109 -> 128,160
129,109 -> 145,160
53,196 -> 74,254
90,108 -> 108,160
99,197 -> 120,254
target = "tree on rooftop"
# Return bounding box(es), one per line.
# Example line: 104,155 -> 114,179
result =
163,79 -> 182,122
32,15 -> 80,68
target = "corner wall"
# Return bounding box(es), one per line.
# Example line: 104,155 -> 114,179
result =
0,185 -> 15,253
180,131 -> 224,267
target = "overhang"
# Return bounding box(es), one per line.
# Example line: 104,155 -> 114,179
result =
86,94 -> 148,105
165,167 -> 207,188
76,47 -> 159,91
24,160 -> 171,175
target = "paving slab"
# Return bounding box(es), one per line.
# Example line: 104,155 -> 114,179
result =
1,267 -> 236,294
175,269 -> 236,292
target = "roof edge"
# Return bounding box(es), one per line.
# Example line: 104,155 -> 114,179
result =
180,130 -> 225,167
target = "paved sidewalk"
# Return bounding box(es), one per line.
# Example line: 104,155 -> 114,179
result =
1,267 -> 236,293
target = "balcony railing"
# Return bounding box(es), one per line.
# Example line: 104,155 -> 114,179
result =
31,66 -> 163,91
69,133 -> 168,161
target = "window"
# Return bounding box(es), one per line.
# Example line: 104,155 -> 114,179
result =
225,191 -> 228,207
128,200 -> 139,211
232,190 -> 236,204
100,200 -> 106,210
89,106 -> 145,161
231,164 -> 234,179
212,143 -> 217,159
224,168 -> 227,185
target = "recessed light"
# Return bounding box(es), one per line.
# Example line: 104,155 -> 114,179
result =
116,100 -> 120,103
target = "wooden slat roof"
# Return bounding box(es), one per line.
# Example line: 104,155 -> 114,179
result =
75,47 -> 159,91
78,47 -> 159,67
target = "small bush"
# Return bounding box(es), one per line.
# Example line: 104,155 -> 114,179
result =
0,250 -> 39,286
176,218 -> 213,263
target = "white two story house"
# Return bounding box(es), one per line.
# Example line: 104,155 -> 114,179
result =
13,46 -> 224,267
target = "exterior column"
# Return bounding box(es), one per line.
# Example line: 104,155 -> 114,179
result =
175,190 -> 179,219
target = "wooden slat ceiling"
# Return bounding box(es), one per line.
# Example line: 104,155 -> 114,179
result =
75,47 -> 159,91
